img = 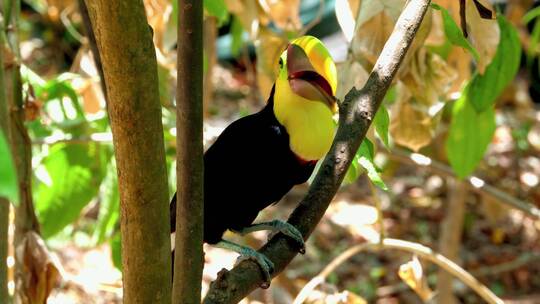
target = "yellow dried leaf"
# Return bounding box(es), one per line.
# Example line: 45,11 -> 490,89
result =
255,29 -> 288,100
465,0 -> 499,74
390,84 -> 435,151
259,0 -> 302,31
398,256 -> 433,302
401,48 -> 457,106
144,0 -> 175,52
15,232 -> 61,304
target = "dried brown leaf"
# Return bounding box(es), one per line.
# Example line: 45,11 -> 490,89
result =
401,48 -> 457,105
465,0 -> 500,74
15,232 -> 61,304
398,256 -> 433,302
390,84 -> 435,151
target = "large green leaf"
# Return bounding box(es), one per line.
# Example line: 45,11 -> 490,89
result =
431,3 -> 479,61
467,16 -> 521,112
446,96 -> 496,179
0,131 -> 18,205
93,161 -> 119,245
35,143 -> 109,238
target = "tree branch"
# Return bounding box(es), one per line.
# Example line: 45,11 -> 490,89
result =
293,239 -> 504,304
203,0 -> 432,302
172,0 -> 204,303
386,147 -> 540,220
84,1 -> 172,302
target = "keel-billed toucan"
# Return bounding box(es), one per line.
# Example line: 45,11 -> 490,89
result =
170,35 -> 337,284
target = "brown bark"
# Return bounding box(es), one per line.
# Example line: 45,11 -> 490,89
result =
172,0 -> 204,303
84,1 -> 172,302
436,179 -> 467,304
0,17 -> 10,302
203,0 -> 432,302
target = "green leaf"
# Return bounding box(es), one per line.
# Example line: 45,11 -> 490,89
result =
204,0 -> 228,25
431,3 -> 480,61
111,232 -> 122,271
0,131 -> 18,205
230,16 -> 244,57
374,104 -> 390,149
522,6 -> 540,24
93,161 -> 120,245
343,153 -> 360,185
446,96 -> 496,178
357,139 -> 388,191
35,143 -> 109,238
468,16 -> 521,112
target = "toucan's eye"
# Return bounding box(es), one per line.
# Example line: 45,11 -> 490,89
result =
278,58 -> 283,68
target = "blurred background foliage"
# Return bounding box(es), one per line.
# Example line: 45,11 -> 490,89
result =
1,0 -> 540,303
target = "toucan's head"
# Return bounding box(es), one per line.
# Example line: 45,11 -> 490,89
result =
273,36 -> 338,161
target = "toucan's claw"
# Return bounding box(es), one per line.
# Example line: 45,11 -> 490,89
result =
215,239 -> 274,287
268,220 -> 306,254
236,246 -> 275,287
239,219 -> 306,254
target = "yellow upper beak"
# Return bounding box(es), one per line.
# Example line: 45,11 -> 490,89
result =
284,36 -> 338,112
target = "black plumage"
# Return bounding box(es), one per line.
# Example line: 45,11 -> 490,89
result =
170,88 -> 316,244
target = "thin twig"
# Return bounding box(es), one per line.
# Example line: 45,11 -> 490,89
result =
294,239 -> 504,304
386,147 -> 540,220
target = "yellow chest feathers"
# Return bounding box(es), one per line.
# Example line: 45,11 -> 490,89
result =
273,76 -> 336,161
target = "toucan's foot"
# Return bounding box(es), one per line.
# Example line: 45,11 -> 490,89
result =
215,239 -> 274,287
240,220 -> 306,254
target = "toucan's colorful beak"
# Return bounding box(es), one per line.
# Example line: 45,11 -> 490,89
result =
286,44 -> 336,111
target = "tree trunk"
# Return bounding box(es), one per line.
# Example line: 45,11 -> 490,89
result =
172,0 -> 204,303
436,179 -> 467,304
84,1 -> 172,302
0,18 -> 11,302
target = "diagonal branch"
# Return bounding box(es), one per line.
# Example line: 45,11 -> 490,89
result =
203,0 -> 432,302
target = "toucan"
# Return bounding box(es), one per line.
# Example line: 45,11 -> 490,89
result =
170,35 -> 337,283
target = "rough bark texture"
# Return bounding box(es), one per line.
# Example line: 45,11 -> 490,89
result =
436,179 -> 467,304
0,20 -> 10,302
4,2 -> 42,301
172,0 -> 204,303
203,0 -> 432,302
84,1 -> 172,302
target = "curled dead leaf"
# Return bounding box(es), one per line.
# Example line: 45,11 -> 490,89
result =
390,84 -> 436,151
398,255 -> 433,302
15,231 -> 61,304
465,0 -> 500,74
401,48 -> 457,106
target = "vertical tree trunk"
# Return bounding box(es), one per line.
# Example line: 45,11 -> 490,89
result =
0,18 -> 11,302
172,0 -> 204,303
436,179 -> 467,304
4,1 -> 42,301
84,1 -> 172,303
